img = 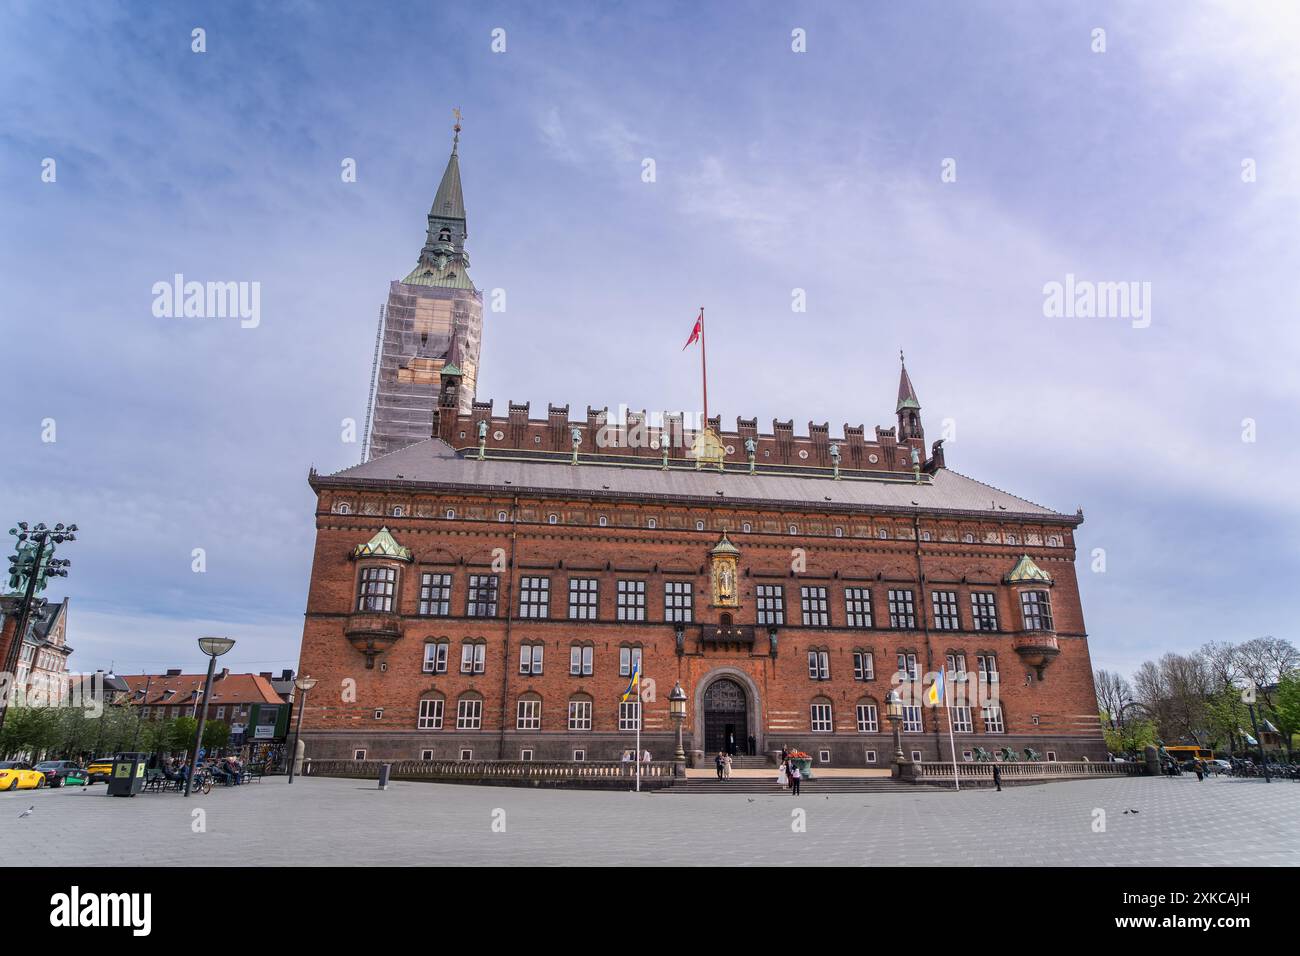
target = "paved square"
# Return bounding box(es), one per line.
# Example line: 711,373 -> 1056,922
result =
4,775 -> 1296,866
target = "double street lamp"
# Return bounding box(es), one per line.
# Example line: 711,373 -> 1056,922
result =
287,675 -> 318,784
185,636 -> 236,797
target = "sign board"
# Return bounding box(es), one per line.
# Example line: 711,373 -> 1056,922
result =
1241,682 -> 1257,705
254,725 -> 276,739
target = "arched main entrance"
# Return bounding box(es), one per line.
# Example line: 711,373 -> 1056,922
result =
703,678 -> 748,755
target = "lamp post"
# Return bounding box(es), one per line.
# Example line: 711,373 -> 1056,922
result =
886,689 -> 905,777
287,675 -> 318,784
668,681 -> 688,776
185,636 -> 235,796
2,522 -> 77,735
1246,701 -> 1271,783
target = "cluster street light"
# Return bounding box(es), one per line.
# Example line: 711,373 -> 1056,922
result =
185,636 -> 236,797
287,675 -> 318,784
1,522 -> 77,735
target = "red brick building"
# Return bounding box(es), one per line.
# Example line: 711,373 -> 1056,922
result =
296,363 -> 1105,767
294,134 -> 1105,769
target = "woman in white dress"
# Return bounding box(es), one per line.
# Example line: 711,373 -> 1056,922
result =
776,761 -> 788,787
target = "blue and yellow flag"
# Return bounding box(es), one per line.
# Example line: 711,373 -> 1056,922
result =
926,666 -> 946,706
620,659 -> 642,703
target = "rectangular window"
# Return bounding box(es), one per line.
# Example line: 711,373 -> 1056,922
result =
888,589 -> 916,629
418,698 -> 444,730
573,750 -> 586,761
422,642 -> 448,674
518,576 -> 550,618
215,706 -> 226,719
418,572 -> 452,616
945,653 -> 967,679
568,578 -> 599,620
844,587 -> 873,628
810,703 -> 833,732
516,698 -> 541,730
800,586 -> 829,626
569,645 -> 593,676
520,750 -> 534,762
353,749 -> 367,761
902,705 -> 923,733
931,590 -> 960,630
970,591 -> 999,631
949,706 -> 972,733
853,651 -> 875,681
467,575 -> 498,617
897,652 -> 918,682
619,646 -> 643,677
983,705 -> 1005,734
568,699 -> 592,731
618,700 -> 640,731
865,750 -> 877,764
1020,590 -> 1054,631
421,750 -> 434,761
807,649 -> 830,680
356,566 -> 396,612
518,644 -> 544,675
456,698 -> 482,730
663,581 -> 693,623
977,654 -> 999,683
756,585 -> 785,625
459,749 -> 472,761
460,643 -> 485,674
616,580 -> 646,621
856,703 -> 879,733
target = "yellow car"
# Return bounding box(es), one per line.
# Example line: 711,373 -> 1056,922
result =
86,758 -> 115,783
0,760 -> 47,790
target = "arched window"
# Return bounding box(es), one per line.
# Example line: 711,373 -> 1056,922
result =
920,530 -> 932,542
854,698 -> 879,733
647,517 -> 657,529
695,519 -> 705,531
417,693 -> 445,729
834,526 -> 844,538
878,528 -> 890,540
567,693 -> 593,731
548,513 -> 558,524
516,693 -> 542,731
422,640 -> 449,674
810,697 -> 833,733
742,522 -> 752,533
455,692 -> 483,730
391,505 -> 404,518
789,524 -> 798,535
598,515 -> 608,527
963,533 -> 975,544
497,510 -> 508,522
445,508 -> 456,520
335,502 -> 352,515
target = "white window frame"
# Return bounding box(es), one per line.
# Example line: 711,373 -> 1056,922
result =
418,698 -> 444,730
423,641 -> 448,674
518,643 -> 544,675
810,702 -> 833,732
807,649 -> 830,681
983,705 -> 1005,734
616,579 -> 646,621
461,642 -> 485,674
853,650 -> 874,681
516,698 -> 541,731
855,703 -> 879,733
902,705 -> 923,734
568,698 -> 592,731
619,645 -> 642,677
456,697 -> 483,730
949,706 -> 973,733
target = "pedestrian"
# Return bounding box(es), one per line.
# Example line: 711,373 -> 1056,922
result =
642,749 -> 651,769
1194,759 -> 1204,782
780,746 -> 789,763
992,762 -> 1002,792
748,734 -> 756,757
723,752 -> 732,780
789,762 -> 802,796
715,751 -> 725,780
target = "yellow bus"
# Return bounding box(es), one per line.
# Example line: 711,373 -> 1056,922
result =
1165,745 -> 1214,762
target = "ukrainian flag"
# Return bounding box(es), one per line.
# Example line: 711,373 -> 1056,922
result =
620,660 -> 642,703
926,666 -> 946,706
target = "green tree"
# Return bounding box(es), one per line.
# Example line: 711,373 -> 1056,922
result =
1203,686 -> 1248,755
1272,671 -> 1300,761
168,716 -> 198,755
202,720 -> 230,752
1103,715 -> 1156,755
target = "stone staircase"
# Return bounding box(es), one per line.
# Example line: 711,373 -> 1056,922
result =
670,775 -> 915,794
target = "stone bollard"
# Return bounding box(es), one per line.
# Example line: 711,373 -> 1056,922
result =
378,762 -> 392,790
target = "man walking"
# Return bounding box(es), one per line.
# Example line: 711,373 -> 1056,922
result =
992,762 -> 1002,792
789,762 -> 802,796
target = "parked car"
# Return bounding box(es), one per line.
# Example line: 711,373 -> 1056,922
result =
34,760 -> 90,788
0,760 -> 47,790
86,757 -> 115,783
1208,759 -> 1232,774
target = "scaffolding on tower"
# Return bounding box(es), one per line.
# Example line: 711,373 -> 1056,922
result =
361,303 -> 386,462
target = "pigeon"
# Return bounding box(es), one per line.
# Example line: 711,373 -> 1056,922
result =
747,798 -> 755,803
18,805 -> 34,819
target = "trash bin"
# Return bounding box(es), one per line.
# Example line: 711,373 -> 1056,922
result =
378,762 -> 392,790
106,752 -> 147,797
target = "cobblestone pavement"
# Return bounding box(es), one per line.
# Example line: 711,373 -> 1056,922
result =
2,774 -> 1295,866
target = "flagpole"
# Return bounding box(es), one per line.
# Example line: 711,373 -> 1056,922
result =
636,696 -> 642,793
699,307 -> 708,428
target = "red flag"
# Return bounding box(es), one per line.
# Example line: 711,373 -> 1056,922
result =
682,311 -> 702,350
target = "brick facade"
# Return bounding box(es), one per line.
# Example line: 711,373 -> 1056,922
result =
296,455 -> 1107,767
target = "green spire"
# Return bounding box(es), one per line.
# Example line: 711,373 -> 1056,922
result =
409,114 -> 473,289
1005,554 -> 1052,584
351,527 -> 413,562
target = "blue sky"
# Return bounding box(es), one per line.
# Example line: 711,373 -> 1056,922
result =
2,1 -> 1296,679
